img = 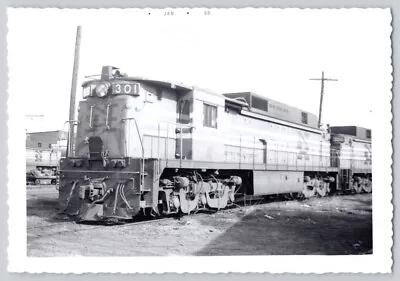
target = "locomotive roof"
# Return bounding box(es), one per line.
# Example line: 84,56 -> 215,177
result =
330,126 -> 371,142
83,67 -> 320,130
82,76 -> 194,93
224,92 -> 319,129
83,76 -> 269,109
224,91 -> 317,116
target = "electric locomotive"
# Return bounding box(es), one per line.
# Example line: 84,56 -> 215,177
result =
58,66 -> 372,222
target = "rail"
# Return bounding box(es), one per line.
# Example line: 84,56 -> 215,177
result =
64,120 -> 78,157
157,121 -> 195,167
224,138 -> 340,171
105,103 -> 111,130
266,149 -> 333,171
89,105 -> 95,129
116,119 -> 369,174
122,117 -> 145,191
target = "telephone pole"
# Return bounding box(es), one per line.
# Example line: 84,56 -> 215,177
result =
309,71 -> 338,129
67,25 -> 82,157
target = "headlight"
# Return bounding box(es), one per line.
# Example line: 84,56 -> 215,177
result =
95,83 -> 109,97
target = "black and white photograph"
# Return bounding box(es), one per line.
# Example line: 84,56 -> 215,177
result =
7,8 -> 392,273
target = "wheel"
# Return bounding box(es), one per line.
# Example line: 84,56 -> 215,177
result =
354,182 -> 362,194
362,180 -> 372,193
302,185 -> 315,198
316,184 -> 328,197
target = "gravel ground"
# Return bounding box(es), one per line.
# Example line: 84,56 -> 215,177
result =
27,186 -> 372,257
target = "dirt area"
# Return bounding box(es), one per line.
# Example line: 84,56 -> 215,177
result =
27,186 -> 372,256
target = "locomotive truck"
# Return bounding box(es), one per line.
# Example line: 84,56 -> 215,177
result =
59,66 -> 372,221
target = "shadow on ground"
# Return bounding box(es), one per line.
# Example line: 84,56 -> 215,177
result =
194,196 -> 373,256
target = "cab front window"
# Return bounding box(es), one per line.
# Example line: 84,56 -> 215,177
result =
82,84 -> 96,98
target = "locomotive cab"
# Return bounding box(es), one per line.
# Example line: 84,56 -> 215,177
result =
75,66 -> 143,159
75,65 -> 194,161
59,66 -> 198,221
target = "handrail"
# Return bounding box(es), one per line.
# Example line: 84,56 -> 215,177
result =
122,117 -> 144,157
239,135 -> 242,169
64,120 -> 78,157
157,121 -> 195,165
166,124 -> 169,163
225,138 -> 339,170
180,131 -> 183,166
252,137 -> 256,170
122,117 -> 144,191
105,103 -> 111,130
89,105 -> 95,129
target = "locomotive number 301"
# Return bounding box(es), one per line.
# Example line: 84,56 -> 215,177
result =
112,82 -> 139,96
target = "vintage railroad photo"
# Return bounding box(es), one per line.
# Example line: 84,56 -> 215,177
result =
7,8 -> 392,273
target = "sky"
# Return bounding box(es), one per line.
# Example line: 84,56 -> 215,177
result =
7,8 -> 392,132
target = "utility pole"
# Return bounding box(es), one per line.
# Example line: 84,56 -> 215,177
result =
310,71 -> 338,129
67,25 -> 82,157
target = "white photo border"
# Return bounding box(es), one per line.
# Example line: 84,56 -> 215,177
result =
6,7 -> 393,274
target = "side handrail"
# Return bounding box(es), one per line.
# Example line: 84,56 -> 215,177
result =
229,135 -> 341,171
64,120 -> 78,157
122,117 -> 144,158
89,105 -> 96,129
105,103 -> 111,130
157,121 -> 195,165
122,117 -> 144,191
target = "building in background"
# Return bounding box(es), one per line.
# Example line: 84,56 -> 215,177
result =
26,130 -> 68,149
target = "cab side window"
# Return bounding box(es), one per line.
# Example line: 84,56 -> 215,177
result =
301,112 -> 308,124
178,100 -> 191,124
203,103 -> 217,128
